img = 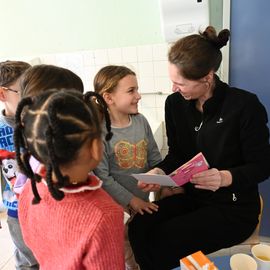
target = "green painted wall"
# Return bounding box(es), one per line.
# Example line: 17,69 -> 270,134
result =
209,0 -> 223,32
0,0 -> 163,58
1,0 -> 224,59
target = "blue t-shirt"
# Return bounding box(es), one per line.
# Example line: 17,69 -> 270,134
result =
0,113 -> 18,218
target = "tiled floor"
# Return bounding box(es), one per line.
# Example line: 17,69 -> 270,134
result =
0,211 -> 15,270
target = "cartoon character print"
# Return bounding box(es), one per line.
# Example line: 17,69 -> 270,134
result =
114,140 -> 147,169
0,149 -> 18,210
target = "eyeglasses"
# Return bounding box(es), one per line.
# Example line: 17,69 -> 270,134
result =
1,86 -> 19,94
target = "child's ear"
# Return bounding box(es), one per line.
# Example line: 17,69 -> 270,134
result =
90,138 -> 103,162
0,87 -> 7,101
102,92 -> 114,105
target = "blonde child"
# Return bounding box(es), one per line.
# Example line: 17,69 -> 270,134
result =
14,89 -> 124,269
93,65 -> 162,269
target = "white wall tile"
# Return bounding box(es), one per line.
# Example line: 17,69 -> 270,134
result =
154,77 -> 171,93
152,43 -> 168,61
122,46 -> 138,63
137,45 -> 153,62
108,48 -> 123,64
139,107 -> 158,120
140,95 -> 156,108
138,62 -> 154,77
70,67 -> 84,81
82,50 -> 95,66
94,49 -> 109,65
55,53 -> 69,68
153,60 -> 168,77
156,106 -> 165,122
125,62 -> 139,74
66,53 -> 84,68
84,80 -> 91,92
95,64 -> 107,74
82,66 -> 97,91
155,94 -> 168,108
139,77 -> 155,93
39,54 -> 56,65
84,66 -> 97,81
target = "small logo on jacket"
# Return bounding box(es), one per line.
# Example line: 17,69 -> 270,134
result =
216,118 -> 223,124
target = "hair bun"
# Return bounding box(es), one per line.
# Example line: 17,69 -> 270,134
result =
217,29 -> 230,49
202,26 -> 230,49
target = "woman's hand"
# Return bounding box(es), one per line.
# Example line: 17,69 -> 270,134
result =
190,168 -> 232,191
129,197 -> 159,215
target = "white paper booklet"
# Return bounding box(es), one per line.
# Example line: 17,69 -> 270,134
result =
132,152 -> 209,187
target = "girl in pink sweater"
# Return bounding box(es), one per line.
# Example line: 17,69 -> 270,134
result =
14,89 -> 125,270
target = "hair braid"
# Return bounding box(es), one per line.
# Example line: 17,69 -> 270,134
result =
14,97 -> 32,175
84,91 -> 113,141
14,96 -> 42,203
45,127 -> 69,189
46,164 -> 64,201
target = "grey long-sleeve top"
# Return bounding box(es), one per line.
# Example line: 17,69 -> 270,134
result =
94,114 -> 162,207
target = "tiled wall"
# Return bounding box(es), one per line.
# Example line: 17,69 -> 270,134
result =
39,43 -> 172,123
38,43 -> 172,154
1,43 -> 173,153
0,42 -> 226,158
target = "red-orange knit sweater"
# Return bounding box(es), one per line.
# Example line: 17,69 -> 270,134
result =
18,175 -> 125,270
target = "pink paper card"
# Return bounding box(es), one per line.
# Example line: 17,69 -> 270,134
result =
132,152 -> 209,187
170,152 -> 209,186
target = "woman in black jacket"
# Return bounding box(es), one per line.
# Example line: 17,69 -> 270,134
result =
128,26 -> 270,270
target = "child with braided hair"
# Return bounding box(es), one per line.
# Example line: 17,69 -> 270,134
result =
14,64 -> 84,195
93,65 -> 162,270
14,89 -> 124,270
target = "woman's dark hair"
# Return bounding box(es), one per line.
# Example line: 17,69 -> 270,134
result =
20,64 -> 84,97
168,26 -> 230,80
14,89 -> 112,204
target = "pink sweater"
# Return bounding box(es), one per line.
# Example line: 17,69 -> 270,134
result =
19,176 -> 124,270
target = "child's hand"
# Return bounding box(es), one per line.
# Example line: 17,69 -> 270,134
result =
138,181 -> 161,192
160,186 -> 185,199
147,167 -> 165,175
129,197 -> 159,215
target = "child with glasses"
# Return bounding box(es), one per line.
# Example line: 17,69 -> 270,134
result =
0,60 -> 39,269
15,89 -> 124,269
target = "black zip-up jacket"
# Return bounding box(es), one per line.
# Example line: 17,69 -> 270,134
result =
157,76 -> 270,211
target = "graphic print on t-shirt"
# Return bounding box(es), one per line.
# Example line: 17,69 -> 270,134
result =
114,140 -> 147,169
